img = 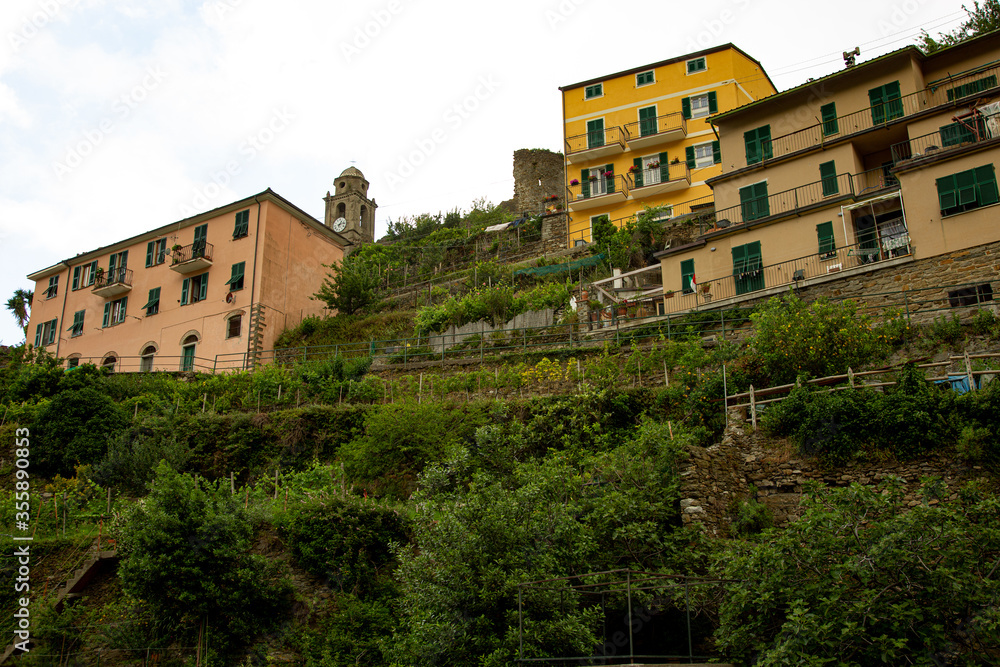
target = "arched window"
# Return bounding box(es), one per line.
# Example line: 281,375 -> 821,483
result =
140,345 -> 157,372
102,355 -> 117,372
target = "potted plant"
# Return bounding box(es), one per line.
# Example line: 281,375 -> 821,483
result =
628,165 -> 640,173
570,178 -> 580,186
555,203 -> 564,211
671,157 -> 681,164
648,161 -> 659,168
589,174 -> 599,181
664,289 -> 675,299
700,283 -> 711,293
171,244 -> 182,252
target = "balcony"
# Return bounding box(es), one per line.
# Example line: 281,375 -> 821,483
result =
624,112 -> 686,150
170,242 -> 214,274
566,126 -> 627,164
663,235 -> 912,314
567,174 -> 630,210
92,267 -> 133,298
891,117 -> 995,165
754,63 -> 1000,166
629,162 -> 691,199
705,168 -> 897,234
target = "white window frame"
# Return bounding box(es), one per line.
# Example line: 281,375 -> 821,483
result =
109,297 -> 128,326
636,70 -> 655,87
585,83 -> 603,100
689,94 -> 711,119
686,57 -> 707,75
642,155 -> 662,185
694,142 -> 715,168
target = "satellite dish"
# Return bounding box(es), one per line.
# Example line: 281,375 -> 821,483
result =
226,292 -> 234,304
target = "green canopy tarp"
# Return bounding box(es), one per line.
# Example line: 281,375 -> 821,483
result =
513,253 -> 605,278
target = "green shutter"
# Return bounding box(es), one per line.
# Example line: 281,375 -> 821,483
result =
937,175 -> 957,211
745,126 -> 771,164
817,221 -> 835,256
605,164 -> 614,194
821,103 -> 838,136
731,244 -> 746,275
581,169 -> 590,198
638,106 -> 657,136
744,129 -> 758,164
108,253 -> 117,276
956,170 -> 977,206
72,266 -> 80,290
633,158 -> 644,188
143,288 -> 160,311
587,119 -> 604,148
976,165 -> 999,205
102,302 -> 111,328
869,84 -> 886,124
227,262 -> 246,287
686,146 -> 696,169
121,250 -> 128,269
681,97 -> 691,120
708,91 -> 718,114
820,161 -> 838,196
741,182 -> 770,220
681,259 -> 695,294
755,182 -> 770,217
199,274 -> 208,301
181,278 -> 190,305
760,126 -> 772,160
659,152 -> 669,182
89,261 -> 98,285
712,140 -> 721,164
869,81 -> 903,125
34,324 -> 42,347
146,242 -> 154,267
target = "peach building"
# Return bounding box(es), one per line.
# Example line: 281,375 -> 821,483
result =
25,187 -> 352,372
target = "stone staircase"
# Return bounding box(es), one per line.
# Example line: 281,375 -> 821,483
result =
0,549 -> 117,664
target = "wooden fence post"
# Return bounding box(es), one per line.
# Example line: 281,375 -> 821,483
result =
848,367 -> 855,389
750,385 -> 757,429
965,350 -> 975,391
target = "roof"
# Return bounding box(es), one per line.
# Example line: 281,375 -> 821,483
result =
339,166 -> 365,179
558,43 -> 775,93
26,189 -> 349,279
711,29 -> 1000,124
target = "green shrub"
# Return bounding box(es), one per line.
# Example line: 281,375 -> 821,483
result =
927,313 -> 964,345
90,430 -> 192,493
33,387 -> 129,476
729,486 -> 773,537
972,308 -> 999,338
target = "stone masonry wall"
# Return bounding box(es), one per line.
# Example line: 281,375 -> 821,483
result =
680,412 -> 990,536
513,149 -> 565,215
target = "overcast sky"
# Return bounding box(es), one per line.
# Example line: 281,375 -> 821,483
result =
0,0 -> 970,344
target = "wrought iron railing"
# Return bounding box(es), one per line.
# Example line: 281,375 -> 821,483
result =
707,173 -> 856,232
565,126 -> 627,155
567,174 -> 631,202
171,241 -> 214,265
628,161 -> 690,190
92,267 -> 133,290
891,119 -> 995,164
757,63 -> 1000,165
624,112 -> 686,142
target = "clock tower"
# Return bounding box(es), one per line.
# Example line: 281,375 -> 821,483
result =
323,166 -> 377,247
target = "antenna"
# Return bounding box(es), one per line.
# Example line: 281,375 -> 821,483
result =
843,47 -> 860,68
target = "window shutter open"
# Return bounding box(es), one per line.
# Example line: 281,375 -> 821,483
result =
605,164 -> 615,193
581,169 -> 590,198
681,259 -> 695,294
34,325 -> 42,347
712,140 -> 721,164
146,242 -> 154,267
681,97 -> 691,120
732,244 -> 747,276
89,261 -> 98,285
633,158 -> 644,188
659,152 -> 669,182
976,165 -> 999,205
72,266 -> 81,290
199,274 -> 208,301
102,302 -> 111,328
181,278 -> 190,305
957,170 -> 977,205
685,146 -> 696,169
708,91 -> 718,114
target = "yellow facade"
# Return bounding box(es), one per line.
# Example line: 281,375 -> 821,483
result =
559,44 -> 777,244
656,32 -> 1000,314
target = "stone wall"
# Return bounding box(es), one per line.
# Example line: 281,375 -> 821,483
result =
513,149 -> 565,215
680,412 -> 989,536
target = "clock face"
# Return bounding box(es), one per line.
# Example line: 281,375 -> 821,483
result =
332,217 -> 347,232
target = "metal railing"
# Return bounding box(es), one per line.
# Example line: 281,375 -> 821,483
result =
91,267 -> 133,290
565,126 -> 627,155
567,174 -> 631,202
628,161 -> 691,191
624,111 -> 686,142
891,119 -> 993,164
171,241 -> 214,264
664,236 -> 912,311
706,168 -> 897,234
760,63 -> 1000,164
68,354 -> 215,374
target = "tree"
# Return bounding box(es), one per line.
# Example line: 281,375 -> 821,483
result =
919,1 -> 1000,52
5,288 -> 32,339
313,254 -> 382,315
117,463 -> 289,655
714,480 -> 1000,665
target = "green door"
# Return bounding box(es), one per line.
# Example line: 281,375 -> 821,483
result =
181,344 -> 196,372
193,224 -> 208,257
733,242 -> 764,295
638,106 -> 657,137
587,119 -> 605,149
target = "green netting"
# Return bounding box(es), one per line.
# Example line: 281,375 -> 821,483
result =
513,253 -> 606,277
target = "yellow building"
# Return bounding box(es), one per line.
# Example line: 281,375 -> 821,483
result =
23,170 -> 378,372
559,44 -> 777,245
656,31 -> 1000,314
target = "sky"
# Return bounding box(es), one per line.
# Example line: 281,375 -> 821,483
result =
0,0 -> 972,345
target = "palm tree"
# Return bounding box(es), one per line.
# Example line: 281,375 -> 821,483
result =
6,289 -> 33,339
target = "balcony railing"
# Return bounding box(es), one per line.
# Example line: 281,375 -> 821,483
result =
705,168 -> 897,234
92,267 -> 133,298
565,126 -> 627,163
170,242 -> 214,274
624,112 -> 686,148
567,174 -> 630,209
756,62 -> 1000,166
891,117 -> 995,164
664,236 -> 912,312
628,162 -> 691,197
